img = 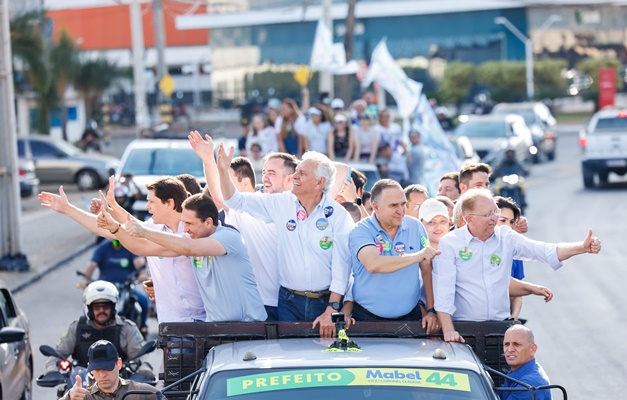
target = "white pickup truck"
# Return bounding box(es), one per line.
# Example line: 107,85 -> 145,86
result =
580,109 -> 627,188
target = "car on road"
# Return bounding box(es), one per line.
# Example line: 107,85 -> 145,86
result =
115,137 -> 237,218
454,114 -> 533,167
18,159 -> 39,198
0,281 -> 33,400
492,102 -> 558,162
580,108 -> 627,188
17,135 -> 118,191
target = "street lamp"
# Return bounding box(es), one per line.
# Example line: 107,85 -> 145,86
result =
495,15 -> 562,101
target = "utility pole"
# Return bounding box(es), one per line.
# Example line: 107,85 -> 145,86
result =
153,0 -> 167,105
339,0 -> 356,103
318,0 -> 333,98
130,0 -> 150,131
0,0 -> 29,271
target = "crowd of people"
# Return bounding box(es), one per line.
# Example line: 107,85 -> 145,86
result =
38,95 -> 602,400
237,90 -> 426,186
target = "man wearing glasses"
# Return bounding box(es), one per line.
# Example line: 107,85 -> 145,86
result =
433,189 -> 602,343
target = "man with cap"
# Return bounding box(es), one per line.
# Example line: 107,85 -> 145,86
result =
346,179 -> 439,333
63,340 -> 165,400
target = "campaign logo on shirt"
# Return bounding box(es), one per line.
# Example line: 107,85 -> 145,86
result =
316,218 -> 329,230
320,236 -> 333,250
459,247 -> 472,261
192,256 -> 204,269
382,240 -> 392,252
297,210 -> 307,221
420,236 -> 429,248
286,219 -> 297,231
394,242 -> 406,255
490,254 -> 502,267
119,258 -> 129,268
324,206 -> 334,217
376,242 -> 383,254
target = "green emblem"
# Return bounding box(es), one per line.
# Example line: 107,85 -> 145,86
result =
120,259 -> 129,268
490,254 -> 502,267
459,247 -> 472,261
320,236 -> 333,250
382,241 -> 392,252
420,236 -> 429,247
193,256 -> 204,269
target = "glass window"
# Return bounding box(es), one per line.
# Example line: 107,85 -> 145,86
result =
121,148 -> 205,177
30,140 -> 62,157
17,139 -> 25,158
593,117 -> 627,132
456,121 -> 507,138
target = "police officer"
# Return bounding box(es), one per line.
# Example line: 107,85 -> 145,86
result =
44,281 -> 147,375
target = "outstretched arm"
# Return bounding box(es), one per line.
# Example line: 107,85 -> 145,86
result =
216,144 -> 237,201
189,131 -> 225,210
557,229 -> 601,261
509,278 -> 553,302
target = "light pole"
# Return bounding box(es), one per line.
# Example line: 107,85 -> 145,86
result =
495,15 -> 561,101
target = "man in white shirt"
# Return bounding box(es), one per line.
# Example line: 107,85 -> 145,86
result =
433,189 -> 602,343
217,145 -> 354,337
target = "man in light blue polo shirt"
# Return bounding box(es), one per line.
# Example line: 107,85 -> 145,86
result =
101,193 -> 267,322
348,179 -> 439,334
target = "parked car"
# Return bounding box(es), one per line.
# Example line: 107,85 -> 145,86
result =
0,281 -> 33,399
17,135 -> 118,191
492,102 -> 558,162
580,108 -> 627,188
454,114 -> 534,167
18,158 -> 39,198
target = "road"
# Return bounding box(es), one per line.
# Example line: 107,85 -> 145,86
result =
14,123 -> 626,399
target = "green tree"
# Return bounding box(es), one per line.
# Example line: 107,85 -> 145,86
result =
476,61 -> 526,102
49,29 -> 80,141
437,62 -> 475,105
75,58 -> 117,121
576,58 -> 622,109
534,58 -> 568,100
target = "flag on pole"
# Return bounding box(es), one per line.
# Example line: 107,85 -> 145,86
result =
362,38 -> 422,118
310,19 -> 360,75
412,94 -> 461,196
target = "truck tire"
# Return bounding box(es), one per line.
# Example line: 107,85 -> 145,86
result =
582,165 -> 595,189
598,171 -> 609,184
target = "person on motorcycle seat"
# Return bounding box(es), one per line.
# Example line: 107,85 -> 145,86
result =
492,148 -> 529,179
44,281 -> 151,379
78,239 -> 150,335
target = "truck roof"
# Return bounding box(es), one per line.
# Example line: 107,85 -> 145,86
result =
207,337 -> 484,375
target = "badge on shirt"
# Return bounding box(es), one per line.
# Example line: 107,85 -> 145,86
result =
286,219 -> 297,231
394,242 -> 406,255
420,236 -> 429,248
382,240 -> 392,252
120,258 -> 129,268
459,247 -> 472,261
376,242 -> 383,254
297,209 -> 307,221
316,218 -> 329,230
490,254 -> 502,267
324,206 -> 334,217
192,256 -> 204,269
320,236 -> 333,250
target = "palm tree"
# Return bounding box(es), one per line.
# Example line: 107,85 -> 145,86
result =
49,28 -> 80,141
75,57 -> 117,122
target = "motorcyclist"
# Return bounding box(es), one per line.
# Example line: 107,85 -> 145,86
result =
492,148 -> 529,179
44,281 -> 150,378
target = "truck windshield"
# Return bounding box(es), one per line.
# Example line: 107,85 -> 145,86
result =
456,121 -> 507,138
202,367 -> 494,400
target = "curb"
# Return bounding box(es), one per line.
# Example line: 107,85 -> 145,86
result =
12,241 -> 96,294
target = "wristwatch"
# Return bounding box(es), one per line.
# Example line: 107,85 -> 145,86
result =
354,198 -> 363,206
328,302 -> 341,311
427,308 -> 437,314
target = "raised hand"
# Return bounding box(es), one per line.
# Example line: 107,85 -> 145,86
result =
106,175 -> 117,205
583,229 -> 601,254
188,130 -> 215,160
215,143 -> 234,172
70,374 -> 87,400
125,214 -> 147,238
89,198 -> 102,215
39,186 -> 70,214
97,205 -> 119,232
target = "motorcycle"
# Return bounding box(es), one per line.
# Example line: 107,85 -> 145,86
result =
493,174 -> 527,215
36,340 -> 158,396
76,270 -> 146,336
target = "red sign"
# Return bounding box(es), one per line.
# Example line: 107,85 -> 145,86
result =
598,68 -> 616,109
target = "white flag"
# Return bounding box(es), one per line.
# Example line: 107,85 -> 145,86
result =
362,39 -> 422,118
310,19 -> 360,75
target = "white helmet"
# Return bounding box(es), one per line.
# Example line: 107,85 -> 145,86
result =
83,281 -> 119,321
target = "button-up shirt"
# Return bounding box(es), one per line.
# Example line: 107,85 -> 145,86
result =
224,191 -> 354,294
433,225 -> 562,321
144,219 -> 205,323
349,214 -> 429,318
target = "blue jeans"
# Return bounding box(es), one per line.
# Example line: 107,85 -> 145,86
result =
265,305 -> 279,322
352,301 -> 422,322
278,286 -> 329,322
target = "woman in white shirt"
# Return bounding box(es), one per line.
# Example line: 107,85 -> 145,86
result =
302,106 -> 332,156
246,114 -> 278,156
